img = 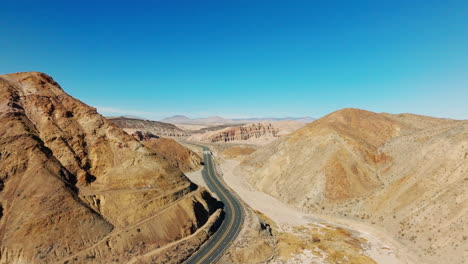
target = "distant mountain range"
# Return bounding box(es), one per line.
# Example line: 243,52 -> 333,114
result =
160,115 -> 315,124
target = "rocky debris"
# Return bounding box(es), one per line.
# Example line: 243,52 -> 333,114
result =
240,108 -> 468,264
108,116 -> 190,137
0,72 -> 221,264
131,130 -> 159,141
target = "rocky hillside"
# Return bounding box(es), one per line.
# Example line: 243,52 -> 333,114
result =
131,131 -> 202,173
0,72 -> 221,264
241,108 -> 467,264
189,122 -> 305,145
108,116 -> 189,137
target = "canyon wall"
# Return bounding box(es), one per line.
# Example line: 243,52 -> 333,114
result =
189,123 -> 284,145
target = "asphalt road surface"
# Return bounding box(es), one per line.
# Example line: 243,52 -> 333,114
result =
184,146 -> 244,264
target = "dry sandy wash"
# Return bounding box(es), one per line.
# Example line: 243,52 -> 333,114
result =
0,72 -> 222,264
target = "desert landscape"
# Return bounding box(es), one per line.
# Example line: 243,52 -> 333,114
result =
0,72 -> 466,264
2,1 -> 467,263
199,109 -> 467,264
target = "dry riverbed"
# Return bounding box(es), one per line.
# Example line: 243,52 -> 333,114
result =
213,158 -> 416,264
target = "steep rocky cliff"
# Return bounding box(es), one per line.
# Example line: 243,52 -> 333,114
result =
0,72 -> 221,264
241,108 -> 467,264
190,123 -> 281,145
108,116 -> 190,137
131,131 -> 202,173
210,123 -> 279,142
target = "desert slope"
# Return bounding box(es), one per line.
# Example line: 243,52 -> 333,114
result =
0,72 -> 221,264
131,131 -> 202,173
241,108 -> 467,264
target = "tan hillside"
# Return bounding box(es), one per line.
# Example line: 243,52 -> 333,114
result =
241,108 -> 467,264
131,131 -> 202,173
222,146 -> 257,160
108,116 -> 190,137
0,72 -> 221,264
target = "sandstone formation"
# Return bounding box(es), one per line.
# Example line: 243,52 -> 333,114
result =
131,131 -> 202,173
209,123 -> 279,143
0,72 -> 221,264
108,116 -> 190,137
189,121 -> 305,146
241,108 -> 467,264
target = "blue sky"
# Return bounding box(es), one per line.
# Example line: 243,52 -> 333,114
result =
1,0 -> 467,120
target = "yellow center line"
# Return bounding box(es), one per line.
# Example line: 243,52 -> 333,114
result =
195,152 -> 237,264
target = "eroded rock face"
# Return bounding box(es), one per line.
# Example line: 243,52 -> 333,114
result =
209,123 -> 279,143
242,108 -> 468,264
0,72 -> 220,264
191,123 -> 280,144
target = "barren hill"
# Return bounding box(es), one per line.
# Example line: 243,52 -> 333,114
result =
0,72 -> 221,264
108,116 -> 189,137
241,108 -> 467,264
131,131 -> 202,173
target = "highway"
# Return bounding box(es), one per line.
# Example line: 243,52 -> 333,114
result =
184,146 -> 244,264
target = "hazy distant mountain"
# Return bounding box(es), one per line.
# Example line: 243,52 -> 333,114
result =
107,114 -> 145,120
161,115 -> 315,125
233,117 -> 315,123
160,115 -> 194,124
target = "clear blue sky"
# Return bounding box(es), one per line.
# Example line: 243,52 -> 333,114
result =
1,0 -> 467,120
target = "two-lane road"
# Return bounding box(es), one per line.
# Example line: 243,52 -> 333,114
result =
184,146 -> 244,264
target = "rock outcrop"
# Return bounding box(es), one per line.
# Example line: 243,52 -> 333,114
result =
131,131 -> 202,173
209,123 -> 279,142
241,108 -> 467,264
108,116 -> 190,137
131,130 -> 159,141
0,72 -> 221,264
189,123 -> 285,145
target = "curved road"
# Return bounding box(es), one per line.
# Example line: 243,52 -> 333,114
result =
184,146 -> 244,264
